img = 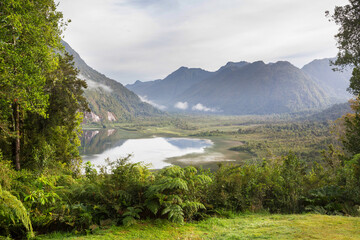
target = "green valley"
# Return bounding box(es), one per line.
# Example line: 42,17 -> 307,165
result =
1,0 -> 360,239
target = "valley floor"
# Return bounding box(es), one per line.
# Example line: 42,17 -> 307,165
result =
83,114 -> 336,170
39,213 -> 360,240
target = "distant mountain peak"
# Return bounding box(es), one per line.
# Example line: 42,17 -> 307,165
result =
218,61 -> 249,71
274,60 -> 292,65
128,57 -> 350,115
178,66 -> 189,70
252,60 -> 265,65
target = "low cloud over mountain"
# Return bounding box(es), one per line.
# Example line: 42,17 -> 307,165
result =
127,59 -> 351,115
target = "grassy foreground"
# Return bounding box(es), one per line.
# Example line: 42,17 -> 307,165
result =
38,213 -> 360,240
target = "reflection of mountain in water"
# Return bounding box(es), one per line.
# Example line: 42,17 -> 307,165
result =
82,137 -> 214,169
80,129 -> 128,155
166,138 -> 212,149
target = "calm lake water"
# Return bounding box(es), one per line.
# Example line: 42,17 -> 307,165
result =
81,129 -> 213,169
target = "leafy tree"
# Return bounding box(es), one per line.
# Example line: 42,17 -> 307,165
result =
328,1 -> 360,156
328,0 -> 360,95
22,53 -> 89,169
0,0 -> 66,170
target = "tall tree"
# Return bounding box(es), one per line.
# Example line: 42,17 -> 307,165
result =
328,0 -> 360,95
329,1 -> 360,156
23,53 -> 89,170
0,0 -> 65,169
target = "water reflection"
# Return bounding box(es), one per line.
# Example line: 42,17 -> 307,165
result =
81,130 -> 213,169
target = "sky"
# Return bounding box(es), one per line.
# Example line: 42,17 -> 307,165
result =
57,0 -> 348,85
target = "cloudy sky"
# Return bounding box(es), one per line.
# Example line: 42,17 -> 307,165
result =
57,0 -> 348,85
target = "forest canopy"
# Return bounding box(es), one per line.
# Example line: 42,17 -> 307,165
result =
0,0 -> 89,171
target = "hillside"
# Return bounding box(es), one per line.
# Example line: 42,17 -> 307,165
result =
127,67 -> 213,107
62,40 -> 162,123
306,102 -> 351,121
302,58 -> 352,102
129,60 -> 332,115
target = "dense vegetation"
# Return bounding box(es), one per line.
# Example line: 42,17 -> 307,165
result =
2,149 -> 360,239
1,0 -> 360,239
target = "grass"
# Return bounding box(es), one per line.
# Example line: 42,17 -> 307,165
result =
37,213 -> 360,240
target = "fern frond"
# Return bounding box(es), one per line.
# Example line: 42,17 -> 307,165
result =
160,166 -> 184,178
145,177 -> 188,197
194,175 -> 213,185
145,199 -> 160,215
184,166 -> 197,176
122,216 -> 137,226
0,185 -> 34,237
182,201 -> 206,211
162,204 -> 184,223
168,194 -> 183,204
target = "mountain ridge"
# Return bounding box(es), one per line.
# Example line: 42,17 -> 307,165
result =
127,59 -> 347,115
62,40 -> 163,123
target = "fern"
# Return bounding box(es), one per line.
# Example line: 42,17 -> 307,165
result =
194,175 -> 213,185
146,177 -> 188,198
0,185 -> 34,238
160,166 -> 185,178
162,204 -> 184,224
145,199 -> 160,215
122,206 -> 142,226
182,201 -> 206,221
182,201 -> 205,211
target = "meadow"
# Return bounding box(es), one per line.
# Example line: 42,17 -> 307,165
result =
38,213 -> 360,240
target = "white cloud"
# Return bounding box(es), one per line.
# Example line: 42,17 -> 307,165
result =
79,74 -> 113,93
58,0 -> 348,84
139,96 -> 167,110
192,103 -> 217,112
174,101 -> 188,110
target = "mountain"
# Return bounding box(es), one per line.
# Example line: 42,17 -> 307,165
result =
302,58 -> 352,102
62,40 -> 162,123
126,67 -> 213,107
128,60 -> 333,115
306,102 -> 351,122
217,61 -> 249,71
177,61 -> 330,114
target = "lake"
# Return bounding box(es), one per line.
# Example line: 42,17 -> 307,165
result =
81,129 -> 213,169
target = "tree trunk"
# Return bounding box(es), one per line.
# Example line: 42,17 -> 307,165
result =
14,101 -> 20,170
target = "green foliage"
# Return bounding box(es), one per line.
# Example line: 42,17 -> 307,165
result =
62,41 -> 162,124
145,166 -> 212,223
210,153 -> 308,214
277,153 -> 306,213
329,0 -> 360,95
342,154 -> 360,203
0,185 -> 33,238
304,186 -> 347,215
21,53 -> 89,171
2,148 -> 360,238
0,0 -> 65,116
0,0 -> 68,171
0,0 -> 89,172
342,105 -> 360,155
122,207 -> 142,226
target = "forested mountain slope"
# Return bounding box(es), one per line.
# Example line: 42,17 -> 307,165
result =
62,40 -> 162,123
127,67 -> 213,106
302,58 -> 352,102
128,60 -> 336,115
